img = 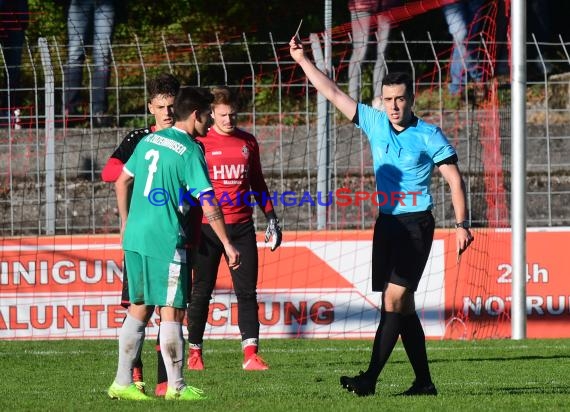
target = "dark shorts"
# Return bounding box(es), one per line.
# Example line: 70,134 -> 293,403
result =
192,221 -> 259,296
371,211 -> 435,292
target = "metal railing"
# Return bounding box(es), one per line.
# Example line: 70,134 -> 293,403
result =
1,33 -> 569,235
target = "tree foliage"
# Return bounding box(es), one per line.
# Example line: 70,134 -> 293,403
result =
26,0 -> 350,45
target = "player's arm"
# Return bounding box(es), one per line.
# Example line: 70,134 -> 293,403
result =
438,162 -> 474,254
101,157 -> 124,182
250,139 -> 275,217
187,145 -> 240,269
249,139 -> 282,251
115,170 -> 134,238
289,35 -> 357,120
200,193 -> 241,269
102,128 -> 149,182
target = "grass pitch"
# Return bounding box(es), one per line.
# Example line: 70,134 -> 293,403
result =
0,338 -> 568,411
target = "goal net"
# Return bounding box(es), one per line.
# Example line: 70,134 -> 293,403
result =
3,0 -> 564,341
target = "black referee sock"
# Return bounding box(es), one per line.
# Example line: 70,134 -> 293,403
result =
400,312 -> 432,385
365,311 -> 402,380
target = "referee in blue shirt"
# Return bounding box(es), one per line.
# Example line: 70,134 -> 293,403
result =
290,35 -> 474,397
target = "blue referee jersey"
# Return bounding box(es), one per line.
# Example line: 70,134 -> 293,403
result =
356,103 -> 456,214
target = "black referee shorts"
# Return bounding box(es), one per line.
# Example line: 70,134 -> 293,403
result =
371,210 -> 435,292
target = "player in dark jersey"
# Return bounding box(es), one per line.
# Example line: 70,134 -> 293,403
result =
186,86 -> 282,371
102,74 -> 179,181
102,72 -> 181,396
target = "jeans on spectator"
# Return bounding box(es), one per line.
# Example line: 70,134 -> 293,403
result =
348,9 -> 390,101
443,0 -> 484,95
64,0 -> 115,115
0,0 -> 28,122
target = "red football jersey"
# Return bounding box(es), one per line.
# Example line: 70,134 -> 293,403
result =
197,127 -> 274,224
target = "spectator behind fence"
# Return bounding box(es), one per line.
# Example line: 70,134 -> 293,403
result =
348,0 -> 403,104
527,0 -> 553,77
0,0 -> 29,128
63,0 -> 116,127
442,0 -> 486,96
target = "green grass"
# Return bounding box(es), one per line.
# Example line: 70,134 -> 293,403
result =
1,338 -> 569,411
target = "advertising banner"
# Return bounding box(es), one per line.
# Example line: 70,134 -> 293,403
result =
1,229 -> 568,340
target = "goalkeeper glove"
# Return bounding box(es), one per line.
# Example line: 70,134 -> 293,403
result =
264,217 -> 282,251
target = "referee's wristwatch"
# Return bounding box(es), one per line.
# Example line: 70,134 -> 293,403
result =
454,220 -> 470,229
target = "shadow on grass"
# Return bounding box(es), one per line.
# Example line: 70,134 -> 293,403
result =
465,385 -> 570,396
429,353 -> 570,364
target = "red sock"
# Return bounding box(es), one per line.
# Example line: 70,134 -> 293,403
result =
243,345 -> 257,359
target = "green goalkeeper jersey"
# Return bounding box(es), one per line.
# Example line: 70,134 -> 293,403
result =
122,126 -> 212,259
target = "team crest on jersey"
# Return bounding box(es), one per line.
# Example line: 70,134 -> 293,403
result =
241,145 -> 249,159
